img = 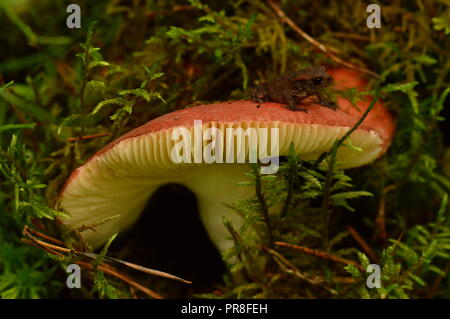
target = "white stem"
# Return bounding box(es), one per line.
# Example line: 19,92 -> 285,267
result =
184,164 -> 254,253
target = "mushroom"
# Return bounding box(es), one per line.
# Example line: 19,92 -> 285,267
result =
58,68 -> 395,254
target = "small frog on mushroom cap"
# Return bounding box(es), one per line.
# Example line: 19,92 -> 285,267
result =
251,65 -> 336,112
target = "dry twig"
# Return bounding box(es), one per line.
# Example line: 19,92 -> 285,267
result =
274,241 -> 365,272
22,225 -> 192,298
347,226 -> 379,264
266,0 -> 379,78
76,261 -> 163,299
67,132 -> 111,142
375,184 -> 396,245
261,245 -> 337,294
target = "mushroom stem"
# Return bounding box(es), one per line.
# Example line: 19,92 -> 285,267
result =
185,164 -> 254,253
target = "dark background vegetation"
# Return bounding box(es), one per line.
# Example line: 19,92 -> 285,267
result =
0,0 -> 450,299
